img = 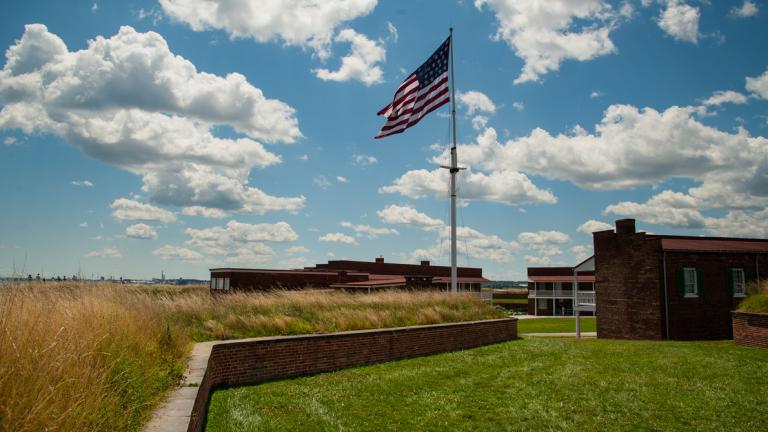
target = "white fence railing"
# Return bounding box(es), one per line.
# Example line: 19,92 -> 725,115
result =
528,290 -> 574,298
576,291 -> 596,306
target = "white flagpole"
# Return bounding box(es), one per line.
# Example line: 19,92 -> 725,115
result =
449,28 -> 458,294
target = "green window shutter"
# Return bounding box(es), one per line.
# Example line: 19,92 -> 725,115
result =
676,267 -> 685,298
726,268 -> 734,296
696,269 -> 704,297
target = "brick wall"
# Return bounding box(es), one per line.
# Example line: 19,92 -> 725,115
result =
663,252 -> 760,340
187,318 -> 517,432
733,311 -> 768,349
594,229 -> 665,339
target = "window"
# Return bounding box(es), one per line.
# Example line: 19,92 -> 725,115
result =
683,268 -> 697,297
732,268 -> 746,297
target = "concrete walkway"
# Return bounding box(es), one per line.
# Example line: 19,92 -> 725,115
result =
523,332 -> 597,337
143,341 -> 214,432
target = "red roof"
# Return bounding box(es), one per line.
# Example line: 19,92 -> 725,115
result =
528,275 -> 596,283
661,238 -> 768,253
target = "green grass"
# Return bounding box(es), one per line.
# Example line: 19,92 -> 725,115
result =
206,338 -> 768,432
739,293 -> 768,313
517,317 -> 596,333
492,298 -> 528,305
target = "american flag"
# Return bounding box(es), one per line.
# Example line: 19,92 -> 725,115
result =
375,37 -> 450,139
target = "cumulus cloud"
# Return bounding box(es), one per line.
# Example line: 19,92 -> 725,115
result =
475,0 -> 623,83
657,1 -> 700,43
411,225 -> 521,263
125,223 -> 158,239
152,245 -> 203,261
184,220 -> 298,263
380,167 -> 556,206
746,68 -> 768,100
518,230 -> 570,245
353,154 -> 378,166
731,1 -> 758,18
181,206 -> 228,218
457,90 -> 496,115
702,90 -> 748,107
339,221 -> 398,238
336,176 -> 348,183
471,115 -> 489,130
577,219 -> 613,234
525,255 -> 551,266
159,0 -> 377,60
86,247 -> 121,258
285,245 -> 309,255
111,198 -> 176,223
319,232 -> 357,245
314,176 -> 332,189
313,29 -> 385,86
377,204 -> 444,230
71,180 -> 94,187
0,24 -> 304,214
571,245 -> 592,261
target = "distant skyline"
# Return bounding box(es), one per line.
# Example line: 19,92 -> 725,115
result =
1,1 -> 767,280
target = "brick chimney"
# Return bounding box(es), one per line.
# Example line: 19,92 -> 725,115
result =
375,257 -> 384,263
615,218 -> 636,235
420,260 -> 430,266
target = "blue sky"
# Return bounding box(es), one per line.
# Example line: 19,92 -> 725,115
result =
1,0 -> 767,280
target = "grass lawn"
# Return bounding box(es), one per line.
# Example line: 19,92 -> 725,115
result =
206,338 -> 768,432
517,316 -> 596,333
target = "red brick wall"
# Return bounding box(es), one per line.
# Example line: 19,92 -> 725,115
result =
733,311 -> 768,349
594,230 -> 665,339
321,260 -> 483,278
663,252 -> 761,340
187,319 -> 517,432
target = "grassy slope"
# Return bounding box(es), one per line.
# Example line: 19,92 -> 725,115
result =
206,338 -> 768,432
0,283 -> 502,432
517,317 -> 596,333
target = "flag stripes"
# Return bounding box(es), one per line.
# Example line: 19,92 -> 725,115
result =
375,36 -> 450,139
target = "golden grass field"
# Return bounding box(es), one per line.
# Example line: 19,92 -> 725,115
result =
0,282 -> 504,432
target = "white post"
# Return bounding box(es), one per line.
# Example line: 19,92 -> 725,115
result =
576,310 -> 581,339
449,28 -> 458,294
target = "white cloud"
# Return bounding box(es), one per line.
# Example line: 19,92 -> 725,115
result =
91,3 -> 98,13
570,245 -> 592,261
71,180 -> 94,188
0,24 -> 304,214
79,222 -> 88,228
386,21 -> 398,43
314,176 -> 332,189
279,257 -> 308,269
152,245 -> 203,261
336,176 -> 348,183
313,29 -> 385,86
381,166 -> 556,206
457,90 -> 496,115
657,1 -> 700,43
319,232 -> 357,245
471,115 -> 489,130
590,91 -> 603,99
184,220 -> 298,263
159,0 -> 377,60
299,154 -> 309,161
746,68 -> 768,100
702,90 -> 748,106
339,221 -> 398,238
525,255 -> 551,266
377,204 -> 444,230
412,225 -> 521,263
285,245 -> 309,255
518,230 -> 570,245
430,106 -> 768,212
86,247 -> 121,258
577,219 -> 613,234
125,223 -> 158,240
3,136 -> 17,145
511,101 -> 524,111
111,198 -> 176,223
353,154 -> 378,166
181,206 -> 228,218
475,0 -> 622,83
605,190 -> 706,228
731,1 -> 759,18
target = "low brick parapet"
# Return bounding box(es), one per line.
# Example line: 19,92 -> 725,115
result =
733,311 -> 768,349
187,318 -> 517,432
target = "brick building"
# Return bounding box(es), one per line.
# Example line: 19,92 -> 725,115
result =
210,257 -> 489,293
594,219 -> 767,340
527,257 -> 596,316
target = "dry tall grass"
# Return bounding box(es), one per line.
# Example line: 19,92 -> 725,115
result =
0,282 -> 503,432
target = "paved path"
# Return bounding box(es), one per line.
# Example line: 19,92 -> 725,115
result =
523,332 -> 597,337
143,341 -> 214,432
